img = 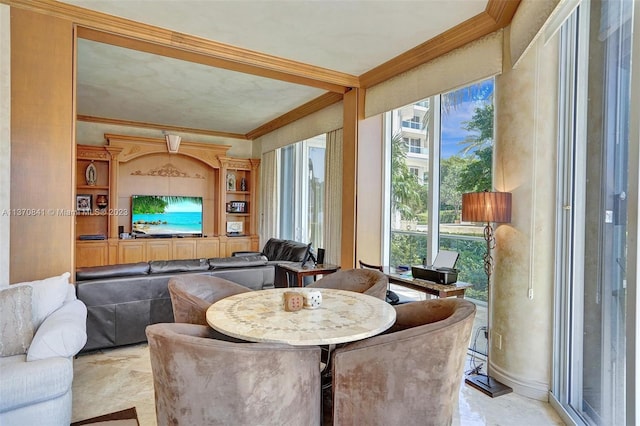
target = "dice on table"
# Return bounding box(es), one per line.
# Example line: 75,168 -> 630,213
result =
283,292 -> 304,312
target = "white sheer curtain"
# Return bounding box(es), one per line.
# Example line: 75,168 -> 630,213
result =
260,150 -> 279,245
323,129 -> 343,264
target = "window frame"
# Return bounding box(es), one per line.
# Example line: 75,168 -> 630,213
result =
276,135 -> 326,245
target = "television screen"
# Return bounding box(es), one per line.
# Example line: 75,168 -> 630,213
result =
131,195 -> 203,236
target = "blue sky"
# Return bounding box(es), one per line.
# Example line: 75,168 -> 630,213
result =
440,79 -> 494,159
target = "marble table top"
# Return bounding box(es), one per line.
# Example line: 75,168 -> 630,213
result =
206,288 -> 396,346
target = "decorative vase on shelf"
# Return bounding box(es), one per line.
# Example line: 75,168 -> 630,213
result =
85,162 -> 97,186
227,173 -> 236,191
240,177 -> 247,191
95,194 -> 108,211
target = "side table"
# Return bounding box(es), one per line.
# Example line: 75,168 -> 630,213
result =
383,267 -> 472,298
278,263 -> 340,287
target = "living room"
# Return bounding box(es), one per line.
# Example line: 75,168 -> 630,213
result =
1,0 -> 638,425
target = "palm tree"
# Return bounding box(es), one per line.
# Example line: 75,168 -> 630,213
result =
420,81 -> 494,130
391,133 -> 421,221
458,103 -> 494,155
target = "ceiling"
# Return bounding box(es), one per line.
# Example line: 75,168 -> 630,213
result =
56,0 -> 511,140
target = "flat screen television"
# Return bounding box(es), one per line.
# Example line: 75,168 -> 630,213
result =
131,195 -> 203,237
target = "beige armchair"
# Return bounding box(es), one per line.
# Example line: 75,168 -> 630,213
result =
306,269 -> 388,301
328,298 -> 476,425
168,275 -> 250,325
146,323 -> 322,426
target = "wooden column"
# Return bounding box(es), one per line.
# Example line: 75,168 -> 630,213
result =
106,146 -> 122,264
340,88 -> 360,268
10,8 -> 74,282
249,158 -> 261,251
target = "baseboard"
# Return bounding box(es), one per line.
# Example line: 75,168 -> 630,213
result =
489,362 -> 549,401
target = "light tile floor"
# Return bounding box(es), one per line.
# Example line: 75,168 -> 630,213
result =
71,285 -> 564,425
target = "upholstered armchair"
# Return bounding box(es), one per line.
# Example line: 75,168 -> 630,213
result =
146,323 -> 322,426
328,298 -> 476,425
168,275 -> 250,325
307,269 -> 388,301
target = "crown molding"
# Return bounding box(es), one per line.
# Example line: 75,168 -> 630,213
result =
78,115 -> 249,140
246,92 -> 343,140
4,0 -> 357,93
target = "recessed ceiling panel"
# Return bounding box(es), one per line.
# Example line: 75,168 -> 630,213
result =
77,39 -> 325,133
66,0 -> 487,75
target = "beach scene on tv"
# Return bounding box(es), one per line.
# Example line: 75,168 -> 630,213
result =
132,195 -> 203,236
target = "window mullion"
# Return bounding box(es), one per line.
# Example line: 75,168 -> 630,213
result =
427,95 -> 441,263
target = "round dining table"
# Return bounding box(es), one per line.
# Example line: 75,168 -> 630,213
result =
206,288 -> 396,346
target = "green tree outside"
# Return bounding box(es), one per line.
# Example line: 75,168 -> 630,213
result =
390,133 -> 424,221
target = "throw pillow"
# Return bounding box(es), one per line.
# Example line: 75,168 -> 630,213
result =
0,285 -> 34,356
64,283 -> 77,302
27,299 -> 87,361
14,272 -> 71,329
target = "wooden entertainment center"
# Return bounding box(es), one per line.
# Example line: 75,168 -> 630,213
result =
75,134 -> 260,267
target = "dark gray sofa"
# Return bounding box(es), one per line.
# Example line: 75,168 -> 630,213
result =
75,255 -> 274,352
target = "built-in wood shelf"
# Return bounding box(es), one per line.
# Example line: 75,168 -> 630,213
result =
75,137 -> 261,268
77,185 -> 110,190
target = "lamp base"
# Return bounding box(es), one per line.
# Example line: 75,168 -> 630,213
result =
465,373 -> 512,398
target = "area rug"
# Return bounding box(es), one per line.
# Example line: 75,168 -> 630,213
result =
71,407 -> 139,426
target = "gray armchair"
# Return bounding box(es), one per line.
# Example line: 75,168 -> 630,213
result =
146,323 -> 322,426
307,268 -> 388,301
328,298 -> 476,425
168,275 -> 250,326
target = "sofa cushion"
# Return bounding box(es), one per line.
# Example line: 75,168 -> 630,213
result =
13,272 -> 71,329
261,238 -> 310,262
208,255 -> 268,269
0,286 -> 34,357
150,259 -> 209,274
27,300 -> 87,361
76,262 -> 150,281
0,354 -> 73,412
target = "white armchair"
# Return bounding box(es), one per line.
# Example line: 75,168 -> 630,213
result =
0,273 -> 87,426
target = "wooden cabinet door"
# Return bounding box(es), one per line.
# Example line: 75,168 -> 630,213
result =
224,237 -> 251,257
118,241 -> 146,264
173,240 -> 197,260
197,239 -> 220,258
147,240 -> 172,261
76,241 -> 108,268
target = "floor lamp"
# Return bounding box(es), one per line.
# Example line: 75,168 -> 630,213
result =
461,191 -> 513,397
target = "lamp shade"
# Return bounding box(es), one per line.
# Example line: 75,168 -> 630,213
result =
165,134 -> 181,153
462,191 -> 512,223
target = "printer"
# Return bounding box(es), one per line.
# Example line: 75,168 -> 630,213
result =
411,250 -> 459,285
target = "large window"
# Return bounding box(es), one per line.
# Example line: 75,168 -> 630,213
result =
277,135 -> 326,247
554,1 -> 635,424
387,78 -> 494,303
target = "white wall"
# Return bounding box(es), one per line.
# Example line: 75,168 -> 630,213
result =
355,114 -> 384,265
491,31 -> 559,399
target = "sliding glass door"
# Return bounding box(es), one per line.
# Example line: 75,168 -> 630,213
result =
555,1 -> 634,424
